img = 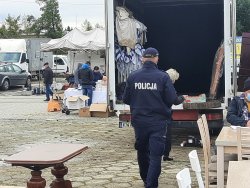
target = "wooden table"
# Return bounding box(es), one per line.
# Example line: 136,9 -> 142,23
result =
215,127 -> 237,188
4,144 -> 88,188
227,161 -> 250,188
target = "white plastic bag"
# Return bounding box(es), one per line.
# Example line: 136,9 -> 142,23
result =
116,7 -> 137,49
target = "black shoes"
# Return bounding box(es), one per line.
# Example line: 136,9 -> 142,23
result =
163,155 -> 173,161
44,99 -> 50,101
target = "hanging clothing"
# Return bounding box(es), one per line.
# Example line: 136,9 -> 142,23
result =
115,7 -> 137,49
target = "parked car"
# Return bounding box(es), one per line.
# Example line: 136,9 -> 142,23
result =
0,64 -> 31,90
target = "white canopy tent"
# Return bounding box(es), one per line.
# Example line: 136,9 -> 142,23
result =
41,27 -> 106,52
41,27 -> 106,72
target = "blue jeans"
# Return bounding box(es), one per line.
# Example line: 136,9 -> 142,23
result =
82,85 -> 93,106
45,84 -> 53,100
134,124 -> 167,188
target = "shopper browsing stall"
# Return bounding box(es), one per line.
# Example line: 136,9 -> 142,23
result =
42,62 -> 53,101
78,63 -> 94,106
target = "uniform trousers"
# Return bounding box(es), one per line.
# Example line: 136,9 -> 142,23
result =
134,123 -> 167,188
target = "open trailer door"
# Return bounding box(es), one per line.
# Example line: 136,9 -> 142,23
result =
107,0 -> 233,130
237,32 -> 250,92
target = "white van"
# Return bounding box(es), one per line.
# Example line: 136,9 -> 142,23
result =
52,55 -> 69,74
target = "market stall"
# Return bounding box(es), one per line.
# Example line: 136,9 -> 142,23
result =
41,28 -> 109,115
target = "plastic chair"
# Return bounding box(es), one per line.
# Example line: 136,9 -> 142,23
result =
176,168 -> 192,188
188,150 -> 205,188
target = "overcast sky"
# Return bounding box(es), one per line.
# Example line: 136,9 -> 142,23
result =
0,0 -> 105,29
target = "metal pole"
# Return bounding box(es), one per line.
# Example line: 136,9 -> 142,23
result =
54,51 -> 57,84
232,0 -> 237,96
105,0 -> 110,106
38,51 -> 42,94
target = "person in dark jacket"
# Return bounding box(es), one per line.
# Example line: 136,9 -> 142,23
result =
42,62 -> 53,101
227,77 -> 250,127
74,63 -> 83,87
78,63 -> 94,106
93,66 -> 103,82
123,47 -> 179,188
163,69 -> 185,161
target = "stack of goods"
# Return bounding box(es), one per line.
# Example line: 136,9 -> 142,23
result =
95,76 -> 107,91
115,6 -> 147,83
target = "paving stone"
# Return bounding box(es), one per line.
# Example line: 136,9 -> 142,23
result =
111,176 -> 135,183
104,182 -> 132,188
106,166 -> 127,171
0,95 -> 213,188
94,174 -> 114,179
85,179 -> 110,185
71,177 -> 93,181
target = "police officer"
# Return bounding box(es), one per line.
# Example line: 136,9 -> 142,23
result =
123,47 -> 179,188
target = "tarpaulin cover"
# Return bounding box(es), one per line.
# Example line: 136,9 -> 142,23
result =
41,28 -> 105,52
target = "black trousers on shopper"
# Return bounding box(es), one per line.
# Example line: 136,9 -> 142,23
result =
164,124 -> 172,157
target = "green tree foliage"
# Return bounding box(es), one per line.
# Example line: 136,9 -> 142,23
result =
0,25 -> 8,38
237,0 -> 250,35
36,0 -> 63,38
22,15 -> 37,36
2,15 -> 22,38
66,26 -> 73,32
63,26 -> 73,35
95,23 -> 104,29
82,19 -> 93,31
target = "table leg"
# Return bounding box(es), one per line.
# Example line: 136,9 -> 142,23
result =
217,146 -> 224,188
50,163 -> 72,188
27,170 -> 46,188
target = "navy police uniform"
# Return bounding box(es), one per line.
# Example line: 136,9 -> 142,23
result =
123,47 -> 178,188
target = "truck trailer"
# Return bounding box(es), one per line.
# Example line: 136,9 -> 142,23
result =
105,0 -> 235,131
0,38 -> 69,79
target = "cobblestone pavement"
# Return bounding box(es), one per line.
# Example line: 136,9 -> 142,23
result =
0,94 -> 211,188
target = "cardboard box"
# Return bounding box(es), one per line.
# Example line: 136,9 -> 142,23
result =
66,96 -> 89,110
79,107 -> 91,117
119,113 -> 131,122
89,103 -> 113,118
47,100 -> 61,112
53,92 -> 64,100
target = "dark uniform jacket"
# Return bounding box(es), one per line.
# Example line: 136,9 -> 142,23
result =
123,61 -> 178,127
43,67 -> 53,84
78,68 -> 94,85
226,96 -> 248,126
93,71 -> 103,82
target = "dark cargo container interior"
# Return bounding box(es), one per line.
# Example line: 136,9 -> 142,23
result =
116,0 -> 224,97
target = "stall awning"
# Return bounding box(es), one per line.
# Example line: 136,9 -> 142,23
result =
41,28 -> 106,52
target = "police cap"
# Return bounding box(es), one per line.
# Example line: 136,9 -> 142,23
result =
143,47 -> 159,58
